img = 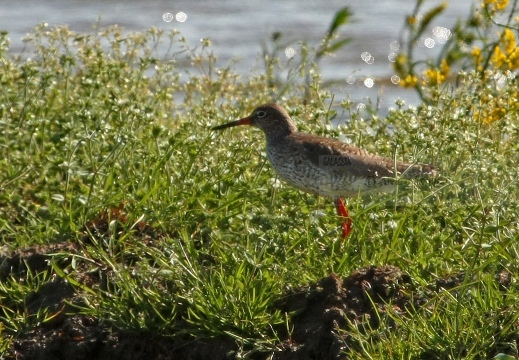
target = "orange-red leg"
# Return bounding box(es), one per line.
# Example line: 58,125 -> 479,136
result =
334,197 -> 352,239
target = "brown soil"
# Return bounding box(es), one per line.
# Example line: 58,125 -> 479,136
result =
1,208 -> 514,359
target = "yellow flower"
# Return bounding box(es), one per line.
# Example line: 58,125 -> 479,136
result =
484,0 -> 509,11
471,46 -> 484,71
395,54 -> 408,67
491,28 -> 519,70
499,0 -> 509,10
471,47 -> 482,58
491,46 -> 507,68
422,59 -> 450,85
393,53 -> 409,77
440,59 -> 450,75
473,89 -> 515,124
399,74 -> 418,88
407,16 -> 416,25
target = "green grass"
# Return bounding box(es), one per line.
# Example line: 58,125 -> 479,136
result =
1,21 -> 519,359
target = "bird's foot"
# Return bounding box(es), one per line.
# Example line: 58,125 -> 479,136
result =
341,217 -> 352,239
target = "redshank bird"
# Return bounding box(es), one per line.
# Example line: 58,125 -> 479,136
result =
212,103 -> 435,239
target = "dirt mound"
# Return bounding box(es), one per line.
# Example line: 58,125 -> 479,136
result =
10,314 -> 237,360
1,240 -> 417,360
273,266 -> 414,359
1,208 -> 513,359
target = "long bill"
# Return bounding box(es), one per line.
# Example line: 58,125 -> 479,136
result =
212,117 -> 251,130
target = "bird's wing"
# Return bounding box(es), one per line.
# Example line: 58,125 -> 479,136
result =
294,133 -> 433,179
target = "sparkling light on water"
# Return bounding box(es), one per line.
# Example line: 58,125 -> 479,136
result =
176,12 -> 188,22
162,12 -> 174,22
390,41 -> 400,51
361,51 -> 374,64
432,26 -> 451,43
424,38 -> 435,48
284,47 -> 296,58
357,103 -> 366,111
363,77 -> 374,88
346,76 -> 355,84
391,75 -> 400,84
388,53 -> 397,62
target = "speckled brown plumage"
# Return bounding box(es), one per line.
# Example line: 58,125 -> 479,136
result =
212,103 -> 436,238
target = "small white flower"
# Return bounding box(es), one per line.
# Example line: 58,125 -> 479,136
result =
387,220 -> 398,229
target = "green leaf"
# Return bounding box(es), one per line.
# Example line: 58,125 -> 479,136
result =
417,3 -> 447,37
326,38 -> 352,54
327,7 -> 352,37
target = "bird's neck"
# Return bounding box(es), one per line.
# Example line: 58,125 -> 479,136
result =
265,119 -> 298,143
264,127 -> 296,145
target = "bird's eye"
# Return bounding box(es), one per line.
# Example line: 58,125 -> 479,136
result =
256,110 -> 267,118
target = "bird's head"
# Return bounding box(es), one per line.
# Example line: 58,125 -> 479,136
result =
212,103 -> 297,140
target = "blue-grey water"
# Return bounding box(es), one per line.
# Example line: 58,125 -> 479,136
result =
1,0 -> 473,112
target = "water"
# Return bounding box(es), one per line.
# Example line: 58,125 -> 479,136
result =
1,0 -> 473,113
